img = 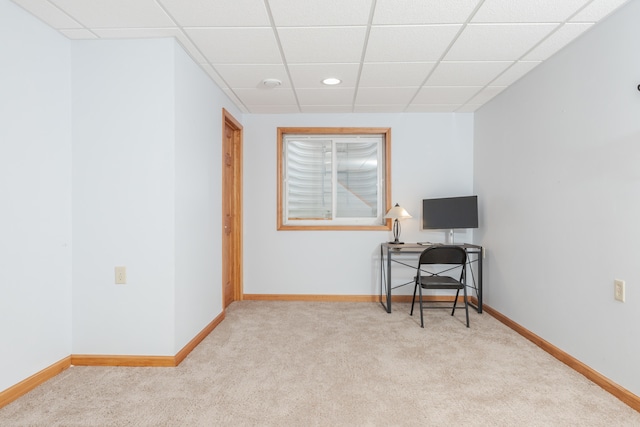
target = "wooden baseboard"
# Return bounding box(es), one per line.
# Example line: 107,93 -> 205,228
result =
70,354 -> 176,367
1,311 -> 226,409
483,303 -> 640,412
243,294 -> 377,302
174,311 -> 225,365
0,356 -> 71,408
72,311 -> 226,368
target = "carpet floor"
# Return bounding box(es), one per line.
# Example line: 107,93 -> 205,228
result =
1,300 -> 639,426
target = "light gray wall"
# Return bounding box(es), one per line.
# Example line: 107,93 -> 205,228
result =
0,0 -> 73,392
474,0 -> 640,395
1,0 -> 240,391
243,113 -> 474,296
174,43 -> 241,351
71,39 -> 178,355
71,38 -> 241,356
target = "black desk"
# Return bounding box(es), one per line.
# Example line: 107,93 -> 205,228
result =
379,242 -> 483,314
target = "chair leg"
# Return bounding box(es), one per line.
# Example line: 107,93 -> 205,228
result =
463,285 -> 469,328
418,284 -> 424,328
410,282 -> 418,316
451,289 -> 460,316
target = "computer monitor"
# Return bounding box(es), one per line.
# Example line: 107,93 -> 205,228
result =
422,195 -> 478,243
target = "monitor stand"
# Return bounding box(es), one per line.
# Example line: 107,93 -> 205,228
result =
444,229 -> 455,244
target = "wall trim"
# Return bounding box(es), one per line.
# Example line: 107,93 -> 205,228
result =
0,311 -> 226,409
72,311 -> 226,368
482,303 -> 640,412
0,356 -> 71,409
70,354 -> 176,367
244,294 -> 378,302
175,310 -> 225,365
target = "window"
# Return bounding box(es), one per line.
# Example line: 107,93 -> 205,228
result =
278,127 -> 391,230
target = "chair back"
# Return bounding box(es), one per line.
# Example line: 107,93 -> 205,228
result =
418,245 -> 467,266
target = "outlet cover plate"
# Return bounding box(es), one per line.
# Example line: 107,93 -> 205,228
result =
614,279 -> 625,302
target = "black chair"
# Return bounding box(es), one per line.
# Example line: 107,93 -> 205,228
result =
410,246 -> 469,328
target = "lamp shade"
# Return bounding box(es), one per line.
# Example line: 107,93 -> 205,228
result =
384,203 -> 412,220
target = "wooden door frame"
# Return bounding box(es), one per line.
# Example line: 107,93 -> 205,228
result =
222,108 -> 243,303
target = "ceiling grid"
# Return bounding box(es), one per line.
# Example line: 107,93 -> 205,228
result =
11,0 -> 630,113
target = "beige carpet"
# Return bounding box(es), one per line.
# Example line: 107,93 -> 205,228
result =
1,301 -> 639,426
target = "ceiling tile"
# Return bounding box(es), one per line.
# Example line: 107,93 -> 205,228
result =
491,61 -> 541,85
301,105 -> 354,113
466,86 -> 507,104
405,104 -> 461,112
373,0 -> 481,24
354,105 -> 407,113
173,33 -> 207,63
185,28 -> 282,64
92,28 -> 206,63
359,62 -> 436,87
49,0 -> 175,28
278,27 -> 367,63
92,27 -> 179,38
445,23 -> 558,60
201,64 -> 228,89
11,0 -> 83,28
233,87 -> 298,105
455,104 -> 482,112
59,29 -> 98,39
523,23 -> 593,60
355,87 -> 418,105
213,64 -> 291,88
12,0 -> 632,114
426,61 -> 512,86
296,87 -> 356,105
222,89 -> 247,110
571,0 -> 630,22
413,86 -> 482,104
366,25 -> 461,62
245,105 -> 300,113
159,0 -> 270,27
268,0 -> 373,26
472,0 -> 589,23
288,63 -> 360,88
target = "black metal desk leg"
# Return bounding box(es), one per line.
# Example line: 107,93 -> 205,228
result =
477,250 -> 483,313
379,244 -> 391,313
386,245 -> 392,312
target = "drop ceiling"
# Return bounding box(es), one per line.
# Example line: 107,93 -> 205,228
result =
12,0 -> 629,114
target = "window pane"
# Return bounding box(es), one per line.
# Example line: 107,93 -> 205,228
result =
336,141 -> 379,218
286,139 -> 332,219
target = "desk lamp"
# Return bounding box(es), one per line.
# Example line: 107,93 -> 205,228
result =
384,203 -> 412,244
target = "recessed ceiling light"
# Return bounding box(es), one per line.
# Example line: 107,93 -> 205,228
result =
262,78 -> 282,88
322,77 -> 342,85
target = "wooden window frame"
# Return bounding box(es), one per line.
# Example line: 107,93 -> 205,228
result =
277,127 -> 392,231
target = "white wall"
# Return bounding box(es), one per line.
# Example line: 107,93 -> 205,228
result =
71,38 -> 240,356
474,0 -> 640,396
71,39 -> 177,355
243,113 -> 474,296
0,0 -> 72,391
173,43 -> 242,351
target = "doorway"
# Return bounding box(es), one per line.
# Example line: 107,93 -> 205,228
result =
222,109 -> 243,309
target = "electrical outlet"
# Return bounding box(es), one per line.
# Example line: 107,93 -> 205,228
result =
115,266 -> 126,285
614,279 -> 625,302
